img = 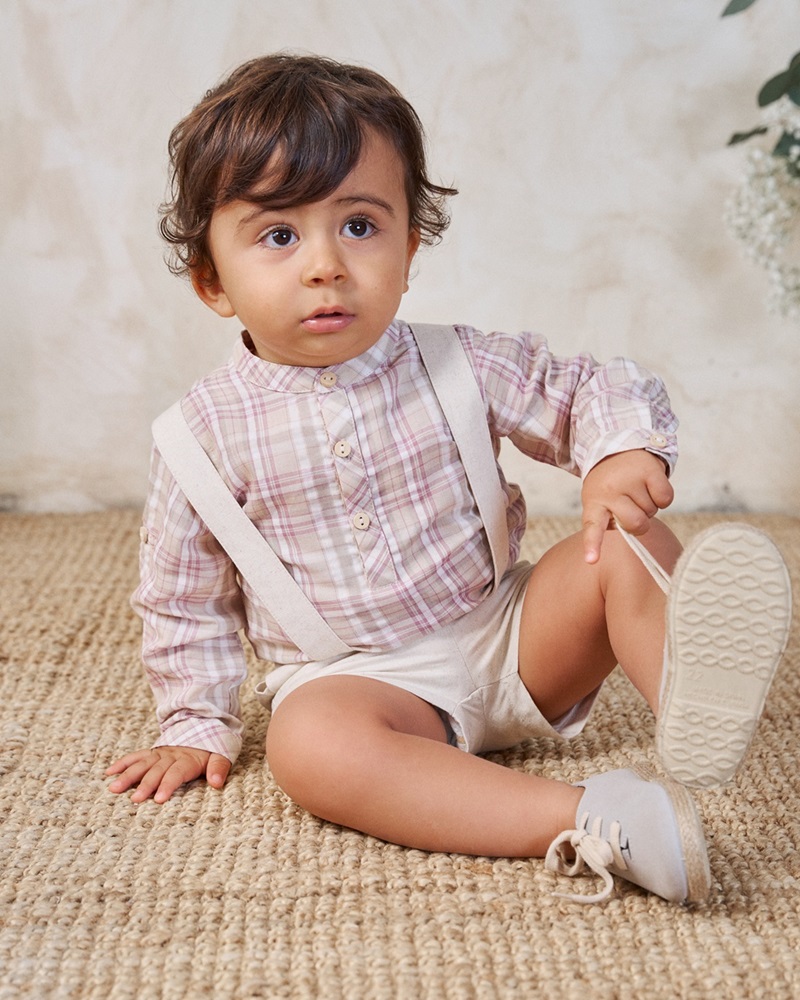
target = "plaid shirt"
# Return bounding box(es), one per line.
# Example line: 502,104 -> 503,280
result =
133,320 -> 677,760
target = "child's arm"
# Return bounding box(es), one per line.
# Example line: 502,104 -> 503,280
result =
464,327 -> 677,479
106,746 -> 231,803
580,448 -> 674,563
112,446 -> 249,801
462,324 -> 678,549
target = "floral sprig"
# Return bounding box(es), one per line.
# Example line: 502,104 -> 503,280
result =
727,47 -> 800,174
722,0 -> 800,317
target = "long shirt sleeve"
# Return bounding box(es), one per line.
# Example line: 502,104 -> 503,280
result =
464,325 -> 677,477
133,446 -> 248,760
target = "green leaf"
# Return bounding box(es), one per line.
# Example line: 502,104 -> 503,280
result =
773,131 -> 799,157
721,0 -> 759,14
728,126 -> 769,145
789,83 -> 800,106
759,69 -> 791,106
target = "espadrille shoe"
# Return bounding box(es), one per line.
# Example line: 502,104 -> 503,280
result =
616,522 -> 792,789
545,767 -> 710,904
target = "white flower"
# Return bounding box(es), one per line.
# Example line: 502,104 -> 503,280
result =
759,95 -> 800,137
725,97 -> 800,317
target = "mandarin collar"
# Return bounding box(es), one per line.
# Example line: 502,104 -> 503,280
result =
231,321 -> 409,393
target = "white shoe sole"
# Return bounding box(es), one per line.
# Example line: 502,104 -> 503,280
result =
656,523 -> 792,788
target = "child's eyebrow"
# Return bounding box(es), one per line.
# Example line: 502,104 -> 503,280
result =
235,205 -> 277,232
335,195 -> 396,217
234,194 -> 396,234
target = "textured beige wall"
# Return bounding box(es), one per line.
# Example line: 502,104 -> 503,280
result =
2,0 -> 798,514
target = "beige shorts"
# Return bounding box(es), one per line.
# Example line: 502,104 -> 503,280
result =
255,561 -> 600,754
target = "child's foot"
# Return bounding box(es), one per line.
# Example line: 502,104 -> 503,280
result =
656,523 -> 791,788
545,767 -> 710,904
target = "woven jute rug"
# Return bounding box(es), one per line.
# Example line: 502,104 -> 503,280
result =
1,510 -> 799,999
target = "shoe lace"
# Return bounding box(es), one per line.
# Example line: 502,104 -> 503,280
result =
614,522 -> 671,594
545,813 -> 629,904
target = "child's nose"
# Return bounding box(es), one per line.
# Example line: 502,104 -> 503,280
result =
301,237 -> 347,285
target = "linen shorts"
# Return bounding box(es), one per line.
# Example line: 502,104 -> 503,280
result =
254,561 -> 600,754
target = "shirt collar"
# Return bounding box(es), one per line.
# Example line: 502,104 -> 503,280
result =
231,320 -> 409,393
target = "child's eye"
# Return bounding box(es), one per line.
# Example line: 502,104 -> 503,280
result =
262,226 -> 298,249
343,217 -> 376,240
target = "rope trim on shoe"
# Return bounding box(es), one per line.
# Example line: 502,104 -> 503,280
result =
545,813 -> 629,904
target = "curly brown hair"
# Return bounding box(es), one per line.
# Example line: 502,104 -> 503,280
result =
159,53 -> 457,282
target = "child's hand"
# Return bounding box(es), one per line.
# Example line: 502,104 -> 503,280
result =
580,450 -> 673,564
105,746 -> 231,804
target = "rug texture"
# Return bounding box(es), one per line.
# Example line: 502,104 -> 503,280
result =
1,510 -> 799,1000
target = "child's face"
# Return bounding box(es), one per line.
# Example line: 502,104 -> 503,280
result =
193,130 -> 421,368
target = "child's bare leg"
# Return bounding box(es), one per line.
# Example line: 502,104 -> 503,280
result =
266,674 -> 582,857
518,519 -> 682,718
511,520 -> 711,902
266,541 -> 711,904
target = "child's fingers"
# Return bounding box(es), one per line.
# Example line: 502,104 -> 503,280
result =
107,753 -> 163,792
581,508 -> 611,564
612,500 -> 654,537
205,753 -> 231,790
647,470 -> 674,510
106,749 -> 230,802
129,765 -> 175,803
125,756 -> 180,803
105,751 -> 153,776
145,762 -> 195,804
106,748 -> 211,803
583,496 -> 656,562
133,756 -> 205,804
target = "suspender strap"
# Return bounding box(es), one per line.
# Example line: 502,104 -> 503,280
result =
410,324 -> 510,589
151,323 -> 510,660
152,402 -> 352,661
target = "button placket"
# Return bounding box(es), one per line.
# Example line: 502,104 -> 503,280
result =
316,381 -> 395,585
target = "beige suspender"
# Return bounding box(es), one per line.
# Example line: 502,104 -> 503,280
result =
412,324 -> 509,590
152,400 -> 352,661
151,323 -> 509,661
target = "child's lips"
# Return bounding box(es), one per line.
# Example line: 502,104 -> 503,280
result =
302,309 -> 355,333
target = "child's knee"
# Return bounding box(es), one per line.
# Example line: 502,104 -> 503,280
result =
634,517 -> 682,571
265,697 -> 337,804
599,518 -> 682,582
265,676 -> 448,815
264,685 -> 382,811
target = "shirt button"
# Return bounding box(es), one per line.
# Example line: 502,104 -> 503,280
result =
648,433 -> 668,449
334,440 -> 352,458
352,512 -> 371,531
319,371 -> 338,388
139,526 -> 149,544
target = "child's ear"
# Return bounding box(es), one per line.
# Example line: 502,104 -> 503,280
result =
190,267 -> 236,319
404,229 -> 422,287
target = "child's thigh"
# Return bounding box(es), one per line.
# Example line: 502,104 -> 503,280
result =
516,530 -> 618,722
266,674 -> 449,789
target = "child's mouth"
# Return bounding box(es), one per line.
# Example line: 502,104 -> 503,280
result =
303,310 -> 355,333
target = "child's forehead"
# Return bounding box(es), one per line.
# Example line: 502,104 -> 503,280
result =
230,128 -> 407,209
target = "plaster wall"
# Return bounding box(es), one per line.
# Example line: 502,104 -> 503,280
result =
2,0 -> 798,515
